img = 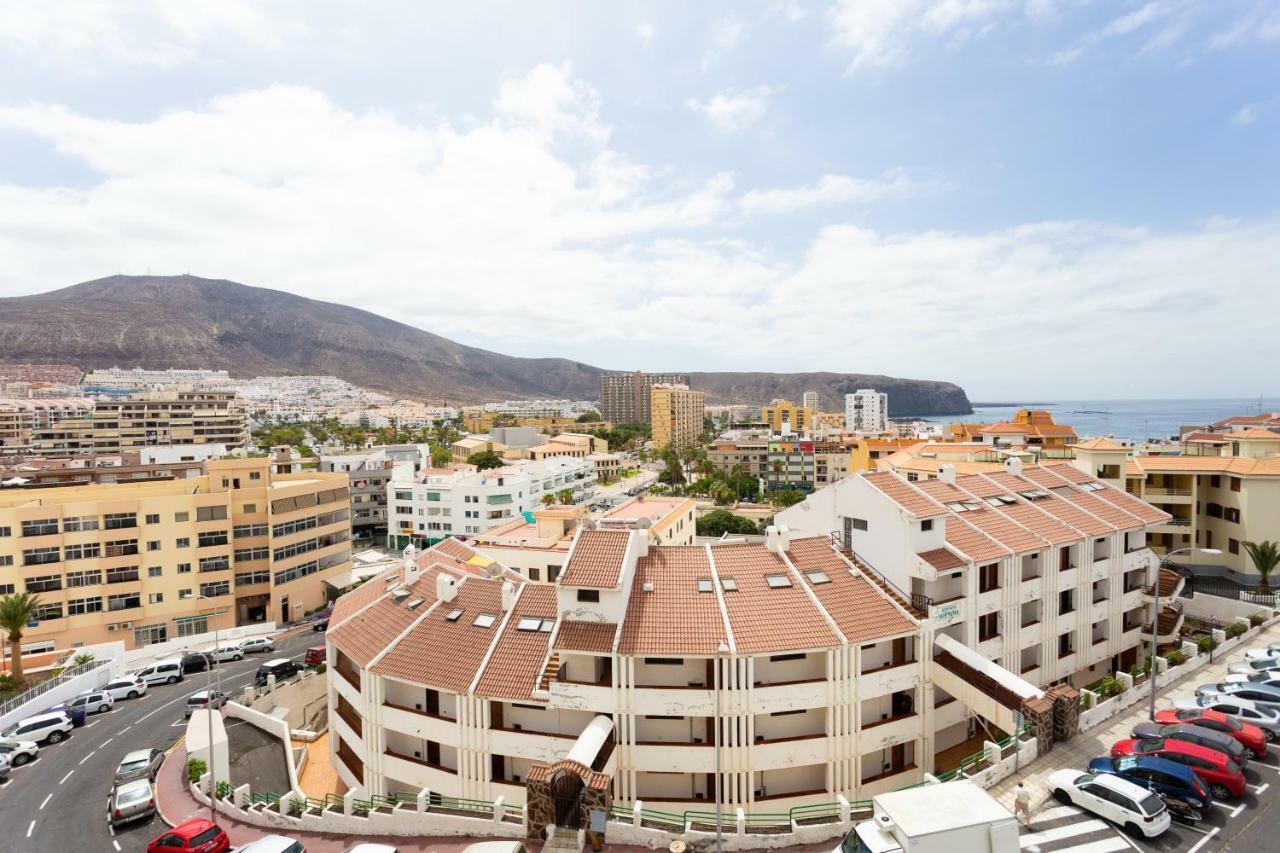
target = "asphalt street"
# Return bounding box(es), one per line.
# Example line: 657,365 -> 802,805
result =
0,630 -> 314,853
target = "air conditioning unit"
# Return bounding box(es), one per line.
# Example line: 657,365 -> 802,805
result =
121,622 -> 133,629
107,625 -> 117,632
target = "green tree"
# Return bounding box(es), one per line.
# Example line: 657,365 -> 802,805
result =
467,450 -> 506,471
557,488 -> 574,505
429,445 -> 453,468
0,592 -> 44,689
575,410 -> 602,423
771,489 -> 807,508
660,450 -> 686,487
697,510 -> 761,537
540,493 -> 558,506
1243,540 -> 1280,595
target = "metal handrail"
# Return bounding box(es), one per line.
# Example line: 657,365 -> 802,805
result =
830,530 -> 933,610
0,658 -> 110,719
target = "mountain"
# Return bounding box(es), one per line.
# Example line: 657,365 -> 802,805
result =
0,275 -> 972,415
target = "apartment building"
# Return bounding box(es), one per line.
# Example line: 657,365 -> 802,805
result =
802,391 -> 820,412
320,446 -> 434,539
0,398 -> 93,456
30,391 -> 249,457
598,371 -> 689,425
707,430 -> 771,480
325,528 -> 926,815
473,495 -> 697,582
761,400 -> 814,435
650,385 -> 704,451
386,457 -> 597,549
845,390 -> 888,433
0,458 -> 352,651
0,453 -> 211,488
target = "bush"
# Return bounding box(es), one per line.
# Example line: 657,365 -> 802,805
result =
315,663 -> 327,674
215,781 -> 232,800
72,652 -> 95,667
1167,650 -> 1187,667
1250,612 -> 1266,627
1196,635 -> 1219,654
1226,622 -> 1247,639
186,757 -> 207,783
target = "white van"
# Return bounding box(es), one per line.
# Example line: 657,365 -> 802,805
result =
134,659 -> 185,686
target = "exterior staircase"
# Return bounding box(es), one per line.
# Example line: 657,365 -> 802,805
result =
542,828 -> 583,851
538,652 -> 562,692
829,531 -> 928,619
1144,567 -> 1187,643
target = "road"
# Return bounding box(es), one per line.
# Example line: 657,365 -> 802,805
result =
0,629 -> 315,853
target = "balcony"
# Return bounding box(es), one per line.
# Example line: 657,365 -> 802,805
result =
860,764 -> 920,796
383,747 -> 456,775
631,741 -> 716,773
381,702 -> 458,746
858,662 -> 920,698
750,678 -> 827,714
1144,488 -> 1192,501
858,711 -> 919,753
753,734 -> 827,770
929,597 -> 965,627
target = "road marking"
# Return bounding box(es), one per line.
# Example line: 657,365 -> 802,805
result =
109,823 -> 115,835
1231,802 -> 1248,817
1254,782 -> 1270,795
1246,782 -> 1268,792
120,725 -> 131,733
38,794 -> 51,810
26,821 -> 34,838
100,737 -> 113,747
1019,818 -> 1110,846
78,749 -> 96,765
84,721 -> 96,728
1185,826 -> 1220,853
113,840 -> 121,851
58,770 -> 74,784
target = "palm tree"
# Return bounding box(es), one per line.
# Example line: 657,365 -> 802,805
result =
0,592 -> 44,689
1243,540 -> 1280,595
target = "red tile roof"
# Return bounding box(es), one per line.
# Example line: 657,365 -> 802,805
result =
473,584 -> 558,701
329,564 -> 401,627
327,570 -> 439,666
985,500 -> 1081,545
709,543 -> 840,654
1088,486 -> 1171,525
919,547 -> 967,571
554,621 -> 618,654
786,537 -> 917,643
944,514 -> 1011,563
863,471 -> 948,519
619,546 -> 728,656
961,508 -> 1048,554
559,529 -> 630,589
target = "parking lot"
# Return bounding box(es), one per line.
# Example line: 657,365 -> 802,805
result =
1007,622 -> 1280,853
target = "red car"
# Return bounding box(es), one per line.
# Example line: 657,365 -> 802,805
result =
146,819 -> 231,853
1111,737 -> 1247,798
1157,707 -> 1269,759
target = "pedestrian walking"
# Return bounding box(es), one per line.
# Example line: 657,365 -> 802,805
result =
1014,781 -> 1033,830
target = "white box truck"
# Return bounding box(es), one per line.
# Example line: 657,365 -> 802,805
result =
837,781 -> 1020,853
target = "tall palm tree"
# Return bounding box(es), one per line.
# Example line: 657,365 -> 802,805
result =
1243,540 -> 1280,595
0,592 -> 44,689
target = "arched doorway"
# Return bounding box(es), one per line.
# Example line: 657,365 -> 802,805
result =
549,767 -> 585,828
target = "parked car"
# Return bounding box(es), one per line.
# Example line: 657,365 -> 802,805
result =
304,646 -> 326,667
1226,670 -> 1280,686
312,618 -> 329,633
45,702 -> 86,727
69,690 -> 115,715
115,748 -> 165,784
207,645 -> 245,663
0,737 -> 40,767
346,846 -> 400,853
103,676 -> 148,700
1243,648 -> 1280,663
135,659 -> 185,686
239,636 -> 275,654
254,658 -> 301,687
185,690 -> 230,719
0,753 -> 10,783
1087,754 -> 1214,823
1110,737 -> 1246,799
1155,707 -> 1268,758
146,818 -> 231,853
231,835 -> 305,852
460,844 -> 526,853
181,652 -> 215,674
1197,681 -> 1280,715
1,711 -> 73,745
1131,722 -> 1250,767
110,778 -> 157,827
1179,696 -> 1280,742
1228,658 -> 1280,675
1047,769 -> 1171,838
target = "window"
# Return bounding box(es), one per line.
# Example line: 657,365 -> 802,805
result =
22,546 -> 60,566
1229,539 -> 1240,555
0,526 -> 8,536
1209,475 -> 1221,488
696,578 -> 714,593
516,616 -> 544,631
804,570 -> 831,585
644,658 -> 683,665
178,588 -> 193,600
21,518 -> 59,537
64,542 -> 101,560
1059,589 -> 1075,615
576,589 -> 601,603
720,576 -> 738,591
769,653 -> 805,662
104,539 -> 139,557
34,603 -> 63,621
174,512 -> 189,523
979,612 -> 999,641
444,608 -> 464,621
233,523 -> 267,539
473,613 -> 497,628
765,573 -> 792,588
199,581 -> 230,598
107,566 -> 140,584
25,574 -> 62,592
66,570 -> 101,588
134,624 -> 168,646
242,503 -> 256,513
147,540 -> 161,551
67,597 -> 102,615
175,537 -> 190,548
1224,507 -> 1240,524
979,563 -> 1000,593
148,592 -> 163,604
107,592 -> 141,611
849,517 -> 868,531
235,569 -> 270,586
175,617 -> 208,637
62,516 -> 99,532
103,512 -> 138,530
1206,503 -> 1223,519
921,519 -> 933,531
177,562 -> 192,573
148,566 -> 163,578
197,531 -> 228,548
199,556 -> 230,572
0,556 -> 10,567
145,514 -> 160,525
528,567 -> 541,582
235,547 -> 269,562
1230,477 -> 1241,493
249,471 -> 262,481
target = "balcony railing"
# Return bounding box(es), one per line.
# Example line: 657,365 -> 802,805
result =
860,764 -> 918,786
861,711 -> 917,731
383,701 -> 455,723
384,748 -> 456,774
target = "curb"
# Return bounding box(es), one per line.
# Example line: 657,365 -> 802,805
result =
154,744 -> 187,830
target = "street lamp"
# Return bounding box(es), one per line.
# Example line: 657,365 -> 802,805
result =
1150,547 -> 1220,720
196,595 -> 224,824
714,640 -> 729,853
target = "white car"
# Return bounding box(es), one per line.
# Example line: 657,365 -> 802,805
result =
231,835 -> 304,852
0,737 -> 39,767
134,659 -> 184,686
68,690 -> 114,715
103,677 -> 148,701
1226,670 -> 1280,686
1048,769 -> 1171,839
1,711 -> 73,745
1244,648 -> 1280,662
207,644 -> 246,663
346,846 -> 401,853
239,636 -> 275,654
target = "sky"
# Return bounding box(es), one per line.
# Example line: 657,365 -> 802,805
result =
0,1 -> 1277,400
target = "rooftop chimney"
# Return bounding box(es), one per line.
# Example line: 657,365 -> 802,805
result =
436,573 -> 458,603
501,579 -> 516,612
938,464 -> 956,485
402,543 -> 420,585
764,524 -> 792,554
1005,457 -> 1023,476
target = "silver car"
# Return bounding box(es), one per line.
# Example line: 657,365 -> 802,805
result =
0,737 -> 39,767
109,779 -> 156,826
114,748 -> 164,784
1178,696 -> 1280,742
184,689 -> 229,719
1196,681 -> 1280,714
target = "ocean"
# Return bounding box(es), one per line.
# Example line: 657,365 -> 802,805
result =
920,398 -> 1280,444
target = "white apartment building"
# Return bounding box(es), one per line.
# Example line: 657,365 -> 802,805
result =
802,390 -> 820,413
845,389 -> 888,432
386,457 -> 597,546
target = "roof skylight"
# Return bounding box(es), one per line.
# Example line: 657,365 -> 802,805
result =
444,608 -> 464,621
473,613 -> 497,628
765,573 -> 792,589
804,570 -> 831,585
697,578 -> 714,593
516,616 -> 543,631
720,577 -> 738,592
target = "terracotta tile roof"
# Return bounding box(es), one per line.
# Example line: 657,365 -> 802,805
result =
327,570 -> 439,667
1042,463 -> 1092,485
709,543 -> 840,654
953,473 -> 1009,499
1024,491 -> 1117,537
473,584 -> 557,701
985,499 -> 1081,545
1018,465 -> 1079,490
1075,437 -> 1128,450
918,547 -> 967,571
1056,487 -> 1145,529
960,507 -> 1048,554
913,479 -> 976,504
862,470 -> 948,519
432,537 -> 476,561
786,537 -> 917,643
371,577 -> 507,693
1088,486 -> 1170,524
619,546 -> 728,656
944,514 -> 1011,563
554,620 -> 618,654
980,422 -> 1030,434
329,564 -> 401,627
559,529 -> 630,589
1128,455 -> 1280,476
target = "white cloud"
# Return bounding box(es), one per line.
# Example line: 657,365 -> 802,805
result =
0,0 -> 299,70
825,0 -> 1041,69
687,86 -> 774,132
636,23 -> 656,46
740,171 -> 936,215
1233,104 -> 1259,125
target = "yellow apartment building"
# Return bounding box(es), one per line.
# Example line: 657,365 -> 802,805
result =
650,384 -> 705,450
761,399 -> 814,434
0,458 -> 352,652
31,390 -> 249,458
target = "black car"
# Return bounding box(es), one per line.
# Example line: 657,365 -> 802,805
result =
254,658 -> 302,687
312,618 -> 329,632
180,652 -> 215,674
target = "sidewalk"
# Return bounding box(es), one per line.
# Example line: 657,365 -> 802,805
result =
987,621 -> 1280,814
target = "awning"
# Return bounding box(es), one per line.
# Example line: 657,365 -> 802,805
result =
324,570 -> 356,589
